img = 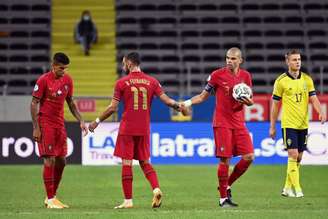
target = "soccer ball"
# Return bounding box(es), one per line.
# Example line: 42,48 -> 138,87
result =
232,83 -> 252,100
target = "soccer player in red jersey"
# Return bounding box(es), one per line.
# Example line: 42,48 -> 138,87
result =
30,52 -> 88,209
181,48 -> 254,207
88,52 -> 181,209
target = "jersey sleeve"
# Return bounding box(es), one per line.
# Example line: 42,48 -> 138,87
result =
246,72 -> 253,88
204,72 -> 217,93
306,76 -> 316,96
154,79 -> 164,97
113,80 -> 122,101
32,76 -> 46,99
272,79 -> 283,101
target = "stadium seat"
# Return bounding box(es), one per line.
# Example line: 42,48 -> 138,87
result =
117,31 -> 137,37
159,43 -> 178,50
162,55 -> 180,62
10,67 -> 29,74
263,16 -> 283,24
201,17 -> 219,24
0,4 -> 8,11
116,4 -> 136,11
117,18 -> 137,24
0,55 -> 7,62
0,18 -> 8,24
0,43 -> 8,50
159,31 -> 177,37
202,43 -> 220,50
30,67 -> 46,74
286,42 -> 305,49
140,43 -> 158,50
11,18 -> 29,24
11,4 -> 30,11
157,4 -> 176,11
241,4 -> 259,11
10,31 -> 29,37
31,4 -> 50,11
181,30 -> 199,38
30,43 -> 50,50
31,18 -> 50,24
10,43 -> 28,50
267,54 -> 284,62
181,43 -> 199,50
247,66 -> 265,74
203,55 -> 222,62
137,4 -> 156,11
162,67 -> 180,74
158,17 -> 177,24
142,55 -> 160,62
268,67 -> 286,74
219,4 -> 237,12
178,4 -> 197,11
183,55 -> 201,62
201,30 -> 220,37
261,3 -> 280,10
0,67 -> 8,74
117,43 -> 137,50
198,4 -> 217,11
31,55 -> 49,62
8,79 -> 28,87
180,17 -> 198,24
31,31 -> 50,37
9,55 -> 28,62
264,30 -> 283,37
266,42 -> 285,49
244,30 -> 262,37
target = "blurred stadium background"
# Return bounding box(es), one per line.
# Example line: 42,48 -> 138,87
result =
0,0 -> 328,218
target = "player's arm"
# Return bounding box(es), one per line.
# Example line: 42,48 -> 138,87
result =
269,99 -> 280,139
184,90 -> 211,106
309,95 -> 326,124
66,96 -> 88,136
158,93 -> 180,111
88,98 -> 120,132
30,96 -> 41,142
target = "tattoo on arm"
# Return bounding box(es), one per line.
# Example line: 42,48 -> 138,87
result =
67,97 -> 83,122
30,97 -> 40,129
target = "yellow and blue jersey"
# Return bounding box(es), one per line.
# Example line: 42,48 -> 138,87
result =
272,72 -> 316,129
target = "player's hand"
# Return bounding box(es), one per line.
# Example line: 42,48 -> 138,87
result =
269,126 -> 276,139
80,121 -> 88,137
179,102 -> 191,116
33,126 -> 41,142
319,113 -> 326,124
238,96 -> 254,106
88,121 -> 98,133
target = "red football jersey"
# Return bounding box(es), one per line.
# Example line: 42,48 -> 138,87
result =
207,67 -> 252,129
32,71 -> 73,128
113,71 -> 163,135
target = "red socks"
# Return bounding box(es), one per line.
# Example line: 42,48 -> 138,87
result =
54,163 -> 65,196
43,164 -> 55,199
228,159 -> 252,186
122,165 -> 133,199
140,163 -> 159,189
218,163 -> 229,198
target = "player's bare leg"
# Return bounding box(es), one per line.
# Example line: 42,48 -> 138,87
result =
139,160 -> 162,208
115,159 -> 133,209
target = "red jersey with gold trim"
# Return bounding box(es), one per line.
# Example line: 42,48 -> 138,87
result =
207,67 -> 252,129
113,71 -> 163,135
32,71 -> 73,128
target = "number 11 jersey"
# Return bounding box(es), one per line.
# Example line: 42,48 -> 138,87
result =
113,71 -> 163,135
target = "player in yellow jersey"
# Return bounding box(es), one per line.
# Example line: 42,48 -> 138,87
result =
269,49 -> 326,198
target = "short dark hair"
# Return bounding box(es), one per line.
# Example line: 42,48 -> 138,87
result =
285,49 -> 301,59
125,52 -> 140,65
53,52 -> 70,65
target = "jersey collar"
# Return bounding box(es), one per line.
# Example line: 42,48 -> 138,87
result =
286,71 -> 301,80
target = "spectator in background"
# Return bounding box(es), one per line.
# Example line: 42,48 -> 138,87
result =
74,10 -> 97,56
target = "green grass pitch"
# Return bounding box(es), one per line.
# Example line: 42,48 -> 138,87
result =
0,165 -> 327,219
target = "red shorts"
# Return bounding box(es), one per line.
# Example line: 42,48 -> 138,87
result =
213,127 -> 253,158
38,124 -> 67,157
114,134 -> 150,160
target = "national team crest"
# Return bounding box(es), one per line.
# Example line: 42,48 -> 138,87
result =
57,90 -> 62,96
64,85 -> 68,91
48,144 -> 52,151
287,139 -> 292,146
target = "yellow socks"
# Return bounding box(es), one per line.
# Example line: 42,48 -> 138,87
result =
287,158 -> 301,191
284,161 -> 300,189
